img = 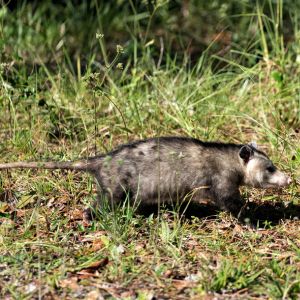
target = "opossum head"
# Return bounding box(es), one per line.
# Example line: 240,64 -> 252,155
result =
239,144 -> 292,188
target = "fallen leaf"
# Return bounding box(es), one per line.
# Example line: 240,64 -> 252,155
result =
77,257 -> 109,277
0,202 -> 9,213
84,290 -> 104,300
135,242 -> 145,252
164,270 -> 173,278
120,290 -> 136,298
59,276 -> 79,290
77,269 -> 97,279
257,229 -> 272,235
232,224 -> 243,235
16,209 -> 26,217
0,218 -> 15,235
172,279 -> 194,291
80,231 -> 107,243
69,208 -> 83,221
91,239 -> 105,252
16,195 -> 36,209
25,282 -> 37,294
85,258 -> 109,270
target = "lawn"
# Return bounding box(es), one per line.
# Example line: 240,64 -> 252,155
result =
0,1 -> 299,299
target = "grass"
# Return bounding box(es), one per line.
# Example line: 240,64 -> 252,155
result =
0,0 -> 300,299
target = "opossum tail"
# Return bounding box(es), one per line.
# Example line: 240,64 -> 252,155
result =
0,160 -> 98,173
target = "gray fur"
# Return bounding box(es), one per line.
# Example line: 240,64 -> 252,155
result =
0,137 -> 291,216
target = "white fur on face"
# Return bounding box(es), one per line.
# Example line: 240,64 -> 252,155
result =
245,157 -> 291,188
245,159 -> 264,187
267,170 -> 291,187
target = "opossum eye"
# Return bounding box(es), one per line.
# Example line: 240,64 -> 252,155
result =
266,166 -> 276,173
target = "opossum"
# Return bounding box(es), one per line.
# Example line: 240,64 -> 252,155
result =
0,137 -> 292,216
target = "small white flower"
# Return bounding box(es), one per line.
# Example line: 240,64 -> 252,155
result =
116,45 -> 124,54
116,244 -> 125,254
96,33 -> 104,39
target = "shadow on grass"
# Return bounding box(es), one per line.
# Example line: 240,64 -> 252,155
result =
2,187 -> 299,227
137,201 -> 300,227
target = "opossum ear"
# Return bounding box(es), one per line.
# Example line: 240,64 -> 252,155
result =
239,145 -> 254,163
249,141 -> 258,149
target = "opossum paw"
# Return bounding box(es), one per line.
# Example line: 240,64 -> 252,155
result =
83,207 -> 96,222
223,201 -> 246,219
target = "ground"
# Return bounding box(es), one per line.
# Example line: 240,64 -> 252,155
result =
0,1 -> 300,299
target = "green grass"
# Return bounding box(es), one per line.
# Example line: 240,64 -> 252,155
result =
0,0 -> 300,299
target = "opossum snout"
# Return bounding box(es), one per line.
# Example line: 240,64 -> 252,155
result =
284,176 -> 292,186
245,156 -> 292,189
269,171 -> 292,188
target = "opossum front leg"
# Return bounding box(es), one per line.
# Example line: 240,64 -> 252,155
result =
213,187 -> 245,217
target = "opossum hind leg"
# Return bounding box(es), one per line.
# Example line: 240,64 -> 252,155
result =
84,175 -> 109,220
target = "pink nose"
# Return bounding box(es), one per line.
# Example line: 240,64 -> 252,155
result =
287,177 -> 292,185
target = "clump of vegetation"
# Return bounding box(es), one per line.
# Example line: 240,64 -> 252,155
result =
0,0 -> 299,298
